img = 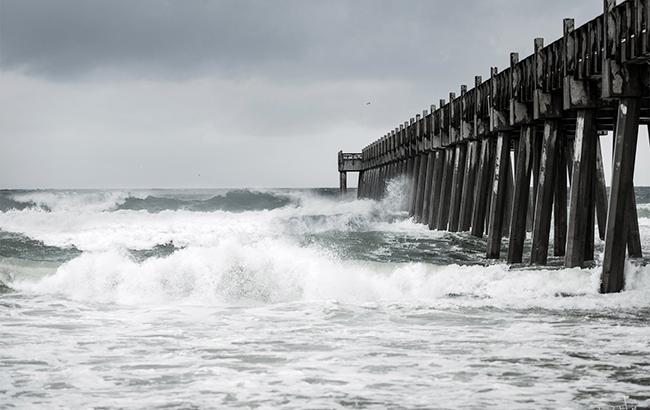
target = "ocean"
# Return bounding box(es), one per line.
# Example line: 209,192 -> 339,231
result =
1,184 -> 649,409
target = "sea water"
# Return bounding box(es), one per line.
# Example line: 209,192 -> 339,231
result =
1,183 -> 649,409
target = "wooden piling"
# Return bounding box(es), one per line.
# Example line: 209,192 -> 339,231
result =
626,186 -> 642,258
375,165 -> 384,200
428,150 -> 445,230
459,140 -> 480,231
436,147 -> 455,230
449,143 -> 467,232
471,137 -> 493,237
594,137 -> 608,240
484,139 -> 497,235
409,155 -> 421,215
527,129 -> 543,231
601,98 -> 640,293
507,125 -> 533,263
553,135 -> 568,256
530,120 -> 558,265
486,132 -> 510,259
566,110 -> 596,268
357,171 -> 364,199
421,152 -> 435,226
502,156 -> 514,238
414,153 -> 428,222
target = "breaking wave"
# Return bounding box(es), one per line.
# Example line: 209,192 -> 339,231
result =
1,188 -> 303,213
2,185 -> 650,309
116,191 -> 295,212
9,238 -> 650,309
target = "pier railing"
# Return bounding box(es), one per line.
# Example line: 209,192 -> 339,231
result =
342,0 -> 649,293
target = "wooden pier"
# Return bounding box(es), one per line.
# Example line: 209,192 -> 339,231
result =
338,151 -> 363,195
344,0 -> 649,293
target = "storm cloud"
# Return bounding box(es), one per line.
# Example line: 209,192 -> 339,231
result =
0,0 -> 647,188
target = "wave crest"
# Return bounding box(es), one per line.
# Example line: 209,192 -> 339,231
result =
117,190 -> 294,212
12,237 -> 650,308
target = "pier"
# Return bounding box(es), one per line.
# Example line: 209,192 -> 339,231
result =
338,151 -> 363,194
342,0 -> 649,293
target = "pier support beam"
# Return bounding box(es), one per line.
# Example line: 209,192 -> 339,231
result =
436,147 -> 455,230
502,159 -> 514,238
459,140 -> 480,231
409,155 -> 421,215
421,152 -> 435,226
627,187 -> 642,258
471,138 -> 493,237
374,167 -> 381,199
449,143 -> 467,232
601,98 -> 640,293
595,138 -> 608,240
414,153 -> 429,222
566,110 -> 596,268
339,172 -> 347,194
365,171 -> 370,198
357,171 -> 364,199
527,130 -> 543,231
553,136 -> 568,256
507,125 -> 533,263
530,120 -> 558,265
486,132 -> 510,259
402,163 -> 409,202
428,150 -> 445,230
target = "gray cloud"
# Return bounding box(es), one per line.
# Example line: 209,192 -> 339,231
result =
1,0 -> 600,82
1,0 -> 648,188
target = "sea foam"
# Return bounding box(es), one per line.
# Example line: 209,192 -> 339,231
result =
12,236 -> 650,310
4,185 -> 650,310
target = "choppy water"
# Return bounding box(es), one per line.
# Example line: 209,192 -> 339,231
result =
1,183 -> 649,409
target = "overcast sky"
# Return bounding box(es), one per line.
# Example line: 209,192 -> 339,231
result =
0,0 -> 648,188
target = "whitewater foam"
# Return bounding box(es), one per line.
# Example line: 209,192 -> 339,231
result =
3,186 -> 650,310
0,187 -> 417,252
10,190 -> 139,213
3,188 -> 650,409
12,235 -> 650,310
